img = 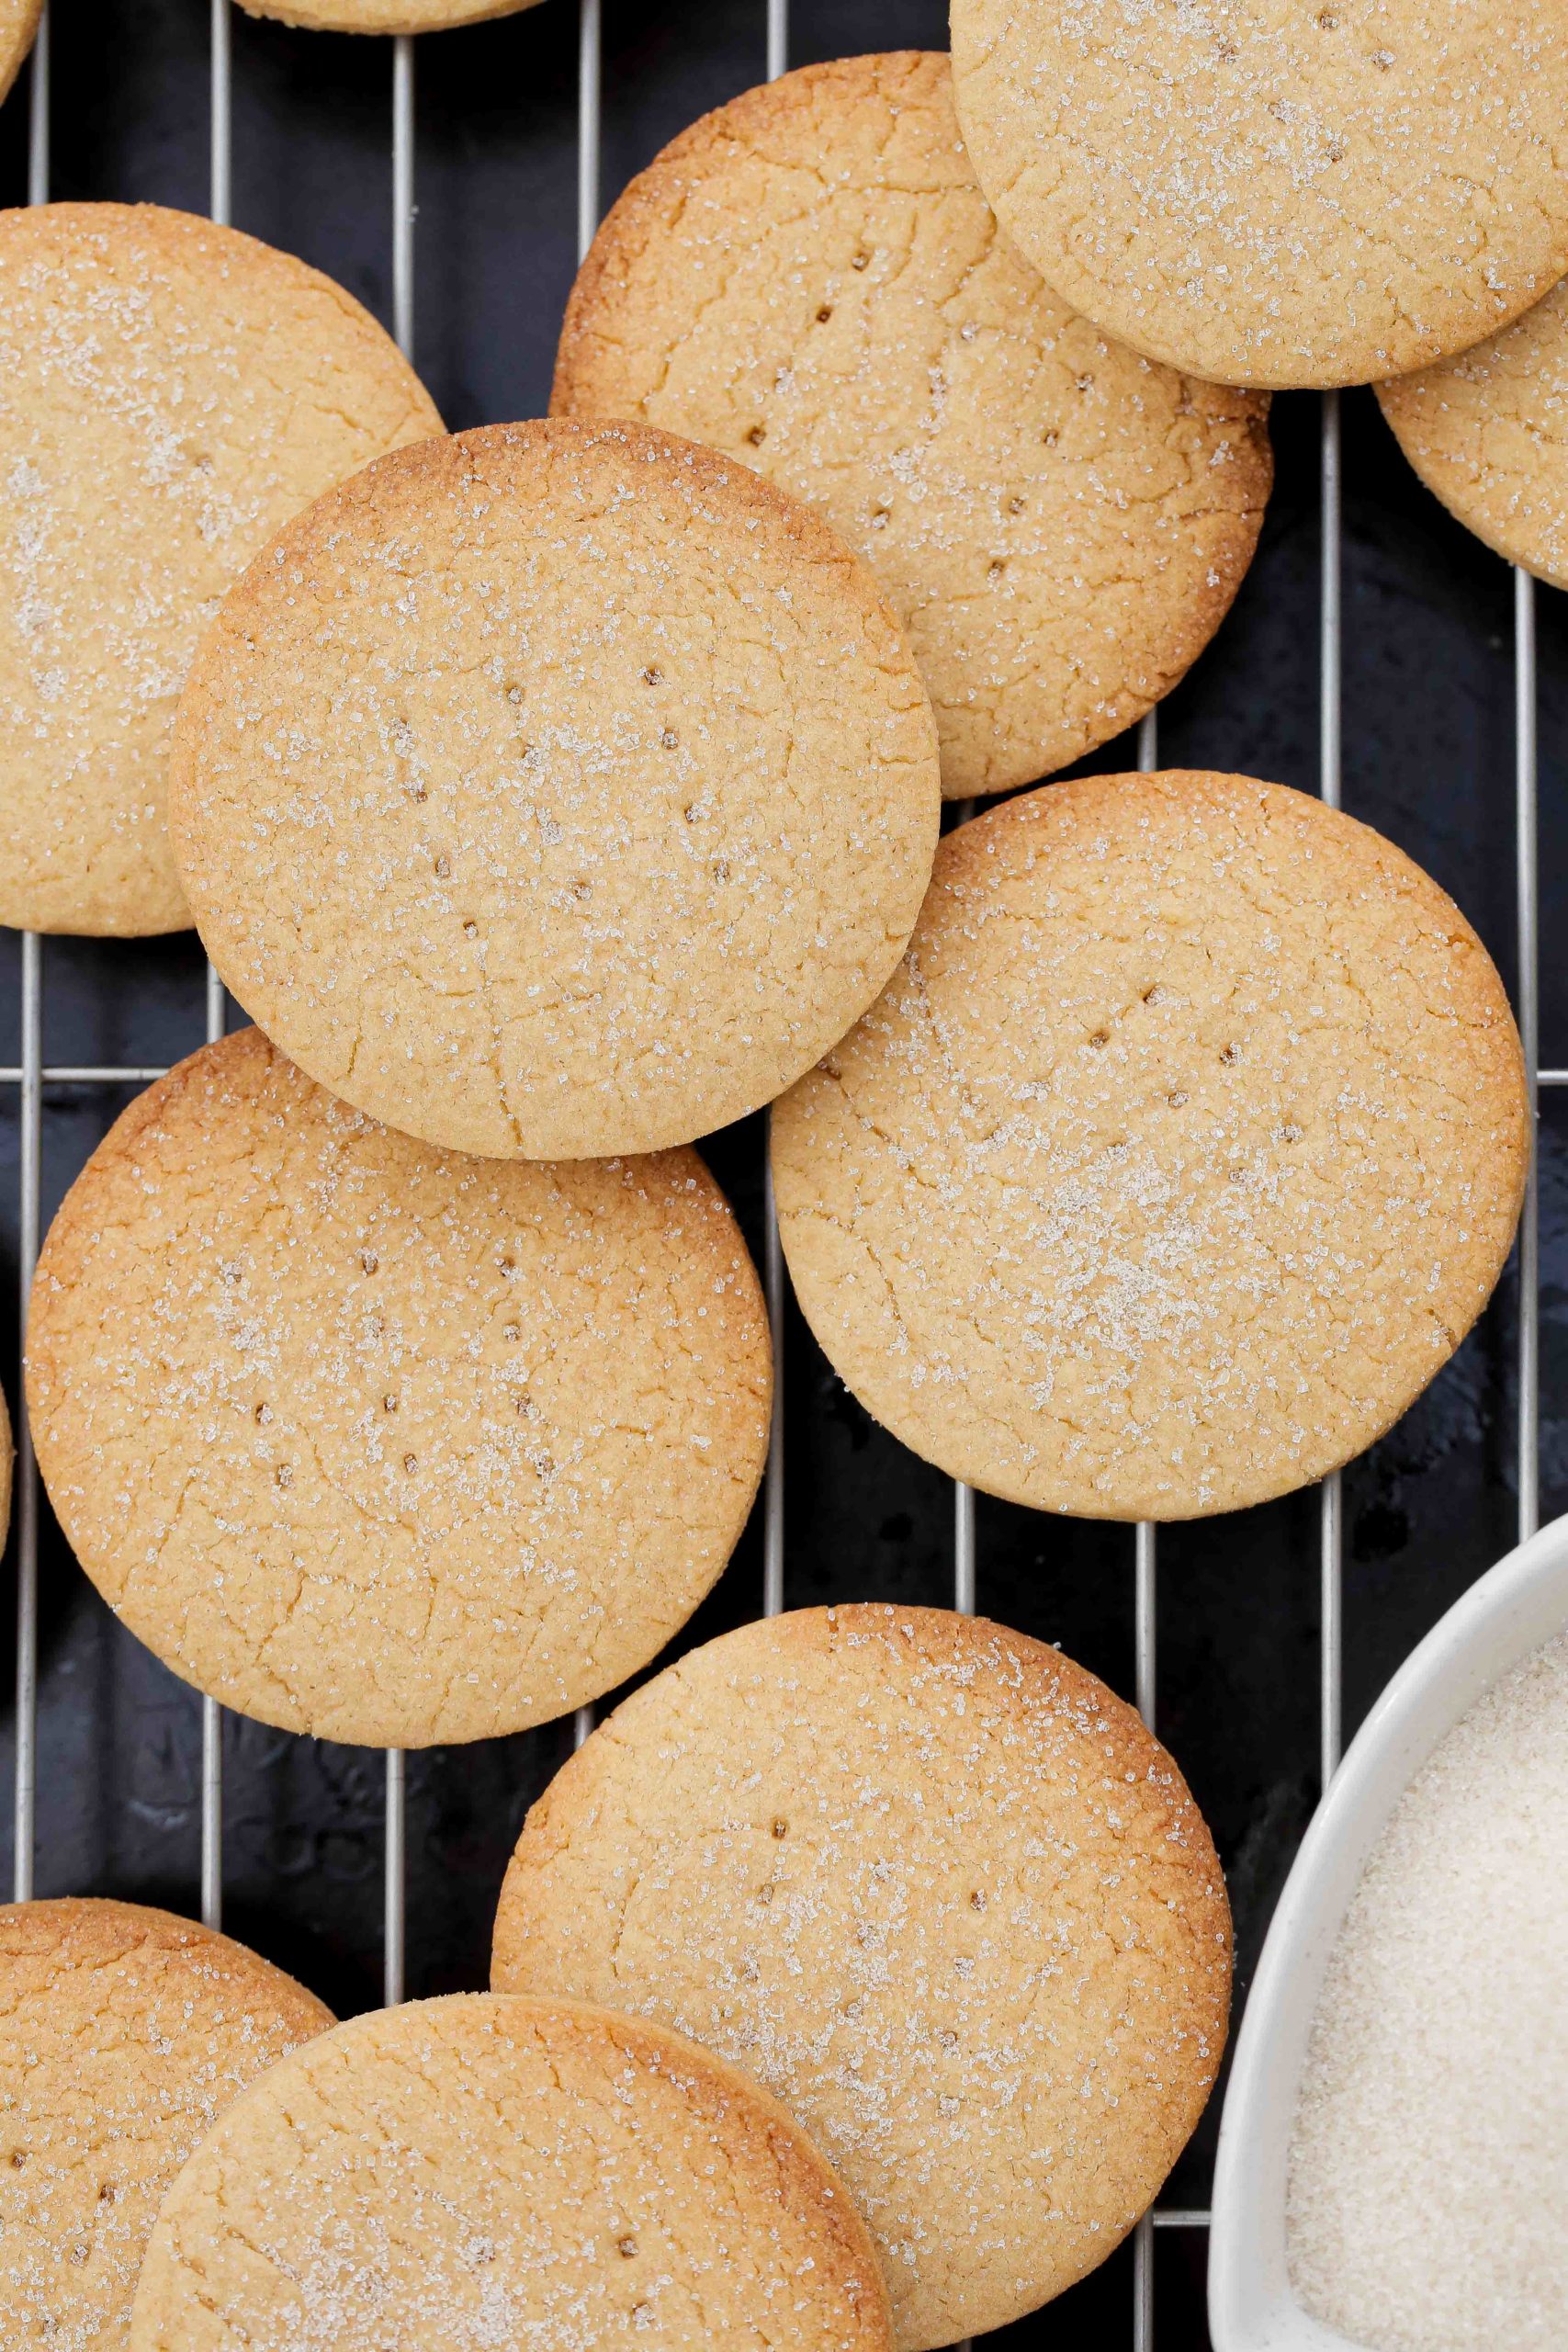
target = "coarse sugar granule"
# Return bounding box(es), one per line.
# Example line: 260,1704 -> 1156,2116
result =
1288,1630 -> 1568,2349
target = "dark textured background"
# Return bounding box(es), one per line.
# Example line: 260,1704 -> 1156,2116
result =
1,2 -> 1563,2344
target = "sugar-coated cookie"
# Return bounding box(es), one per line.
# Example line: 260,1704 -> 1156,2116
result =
950,0 -> 1568,390
554,51 -> 1271,798
130,1993 -> 894,2352
27,1028 -> 770,1747
1379,275 -> 1568,586
0,203 -> 441,937
0,0 -> 41,106
493,1605 -> 1231,2350
0,1898 -> 331,2350
170,419 -> 940,1159
238,0 -> 538,31
771,772 -> 1528,1521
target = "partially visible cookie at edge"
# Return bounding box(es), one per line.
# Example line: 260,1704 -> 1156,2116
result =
0,1896 -> 332,2351
169,418 -> 941,1159
554,51 -> 1271,798
771,771 -> 1528,1520
237,0 -> 538,31
130,1993 -> 894,2352
0,201 -> 441,936
0,1380 -> 11,1558
950,0 -> 1568,389
0,0 -> 41,107
492,1604 -> 1232,2350
1378,274 -> 1568,586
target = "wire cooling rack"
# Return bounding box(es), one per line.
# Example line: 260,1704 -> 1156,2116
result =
2,4 -> 1560,2346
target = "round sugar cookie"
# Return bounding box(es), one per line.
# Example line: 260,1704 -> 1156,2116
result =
26,1027 -> 770,1748
169,418 -> 940,1160
492,1605 -> 1232,2350
1378,275 -> 1568,585
129,1992 -> 893,2352
0,1897 -> 332,2351
553,51 -> 1272,799
770,772 -> 1528,1521
0,0 -> 41,107
238,0 -> 538,31
950,0 -> 1568,390
0,203 -> 441,937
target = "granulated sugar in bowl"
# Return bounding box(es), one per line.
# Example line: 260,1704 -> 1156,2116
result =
1287,1631 -> 1568,2349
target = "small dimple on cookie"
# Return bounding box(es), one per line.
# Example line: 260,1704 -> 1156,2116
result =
770,770 -> 1527,1521
25,1026 -> 772,1748
492,1604 -> 1232,2350
168,417 -> 941,1159
553,51 -> 1270,797
129,1993 -> 893,2352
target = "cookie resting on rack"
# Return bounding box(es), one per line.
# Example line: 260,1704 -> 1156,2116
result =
770,771 -> 1529,1521
0,1898 -> 331,2351
553,51 -> 1272,800
949,0 -> 1568,390
129,1994 -> 894,2352
236,0 -> 540,32
492,1604 -> 1232,2352
25,1027 -> 771,1748
1378,273 -> 1568,587
168,417 -> 941,1160
0,202 -> 441,936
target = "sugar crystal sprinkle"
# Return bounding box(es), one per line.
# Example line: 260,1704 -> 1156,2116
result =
1288,1630 -> 1568,2349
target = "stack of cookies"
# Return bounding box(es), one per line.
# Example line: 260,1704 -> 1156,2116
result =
0,13 -> 1553,2347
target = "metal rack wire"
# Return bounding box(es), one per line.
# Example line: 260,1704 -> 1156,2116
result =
2,5 -> 1550,2346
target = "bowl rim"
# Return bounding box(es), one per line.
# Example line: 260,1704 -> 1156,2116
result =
1208,1507 -> 1568,2352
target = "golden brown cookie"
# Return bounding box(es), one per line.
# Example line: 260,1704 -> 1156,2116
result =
1378,274 -> 1568,585
0,1380 -> 11,1556
0,0 -> 41,106
0,203 -> 440,938
130,1992 -> 893,2352
27,1027 -> 770,1747
170,419 -> 940,1159
770,771 -> 1528,1521
238,0 -> 537,29
0,1897 -> 331,2351
493,1604 -> 1231,2350
554,52 -> 1271,799
950,0 -> 1568,390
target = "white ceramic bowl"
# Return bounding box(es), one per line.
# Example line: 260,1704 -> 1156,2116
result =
1208,1508 -> 1568,2352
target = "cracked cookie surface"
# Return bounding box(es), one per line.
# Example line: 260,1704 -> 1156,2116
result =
0,1896 -> 331,2352
26,1027 -> 771,1747
950,0 -> 1568,390
169,418 -> 941,1159
553,51 -> 1270,798
0,202 -> 441,936
129,1992 -> 892,2352
770,771 -> 1527,1520
492,1604 -> 1231,2350
1378,273 -> 1568,585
